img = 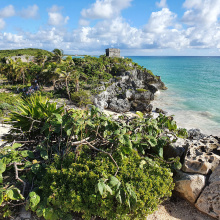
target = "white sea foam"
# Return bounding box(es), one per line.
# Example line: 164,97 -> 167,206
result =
152,90 -> 220,136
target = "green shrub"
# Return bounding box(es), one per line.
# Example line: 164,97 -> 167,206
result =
146,70 -> 155,76
8,94 -> 64,136
71,90 -> 92,107
136,88 -> 147,93
36,149 -> 174,220
0,93 -> 20,117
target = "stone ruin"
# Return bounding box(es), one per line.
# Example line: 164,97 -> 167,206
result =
106,48 -> 120,57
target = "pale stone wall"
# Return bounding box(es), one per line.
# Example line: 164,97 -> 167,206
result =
105,48 -> 120,57
7,55 -> 35,63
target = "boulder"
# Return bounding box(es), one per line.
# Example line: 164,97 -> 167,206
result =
195,165 -> 220,219
182,136 -> 220,175
131,101 -> 153,113
174,170 -> 206,204
188,129 -> 206,140
133,91 -> 154,101
163,138 -> 189,160
109,98 -> 131,113
19,206 -> 31,219
155,107 -> 166,114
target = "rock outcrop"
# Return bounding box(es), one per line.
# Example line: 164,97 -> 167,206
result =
94,67 -> 166,113
174,170 -> 206,203
196,165 -> 220,219
182,136 -> 220,175
172,131 -> 220,219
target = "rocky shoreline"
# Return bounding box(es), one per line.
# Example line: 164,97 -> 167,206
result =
94,66 -> 166,113
92,65 -> 220,219
0,62 -> 219,219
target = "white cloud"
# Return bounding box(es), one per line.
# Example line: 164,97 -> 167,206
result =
3,32 -> 23,43
81,0 -> 132,20
19,4 -> 39,19
156,0 -> 167,8
144,8 -> 177,33
182,0 -> 220,27
48,5 -> 69,26
0,5 -> 15,18
79,19 -> 90,26
2,1 -> 220,55
0,18 -> 5,30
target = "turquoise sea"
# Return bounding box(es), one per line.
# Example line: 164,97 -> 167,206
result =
127,56 -> 220,136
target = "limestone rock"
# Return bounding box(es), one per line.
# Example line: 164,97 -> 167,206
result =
163,138 -> 189,160
131,101 -> 153,113
109,98 -> 131,113
19,206 -> 31,219
155,107 -> 166,114
174,170 -> 206,204
94,65 -> 165,113
196,165 -> 220,219
182,136 -> 220,175
188,129 -> 206,140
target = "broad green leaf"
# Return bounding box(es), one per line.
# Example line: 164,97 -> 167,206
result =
11,143 -> 22,149
146,135 -> 157,147
0,191 -> 3,205
130,190 -> 137,207
6,188 -> 24,200
114,130 -> 120,135
174,161 -> 182,170
123,135 -> 132,149
115,189 -> 122,204
40,150 -> 48,160
97,181 -> 105,196
29,192 -> 40,211
103,130 -> 108,138
121,128 -> 126,135
36,209 -> 44,218
109,176 -> 120,187
136,111 -> 143,118
0,173 -> 3,184
31,164 -> 41,175
52,113 -> 62,124
66,128 -> 72,136
105,185 -> 112,195
20,150 -> 35,159
0,160 -> 6,174
44,207 -> 59,220
121,146 -> 132,154
158,147 -> 163,158
126,183 -> 132,195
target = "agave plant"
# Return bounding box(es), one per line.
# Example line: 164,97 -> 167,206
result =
8,94 -> 64,136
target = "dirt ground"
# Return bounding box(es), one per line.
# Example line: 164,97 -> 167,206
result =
146,195 -> 215,220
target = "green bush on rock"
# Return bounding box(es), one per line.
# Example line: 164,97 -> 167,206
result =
35,149 -> 174,220
1,95 -> 186,219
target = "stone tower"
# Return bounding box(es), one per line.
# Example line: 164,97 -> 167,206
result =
105,48 -> 120,57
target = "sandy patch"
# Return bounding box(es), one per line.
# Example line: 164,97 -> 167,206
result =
0,123 -> 11,146
146,196 -> 215,220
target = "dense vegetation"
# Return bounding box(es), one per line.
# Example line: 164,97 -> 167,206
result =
0,94 -> 186,219
0,48 -> 53,59
0,49 -> 187,219
0,49 -> 154,107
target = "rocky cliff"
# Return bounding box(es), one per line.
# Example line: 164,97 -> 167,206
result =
94,66 -> 166,113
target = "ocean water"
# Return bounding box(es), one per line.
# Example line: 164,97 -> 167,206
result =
127,56 -> 220,136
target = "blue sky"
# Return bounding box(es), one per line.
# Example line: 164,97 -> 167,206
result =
1,0 -> 220,56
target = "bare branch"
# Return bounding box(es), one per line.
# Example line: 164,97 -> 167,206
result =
13,162 -> 26,195
70,137 -> 90,146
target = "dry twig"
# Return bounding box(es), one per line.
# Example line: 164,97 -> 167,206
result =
13,162 -> 26,195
